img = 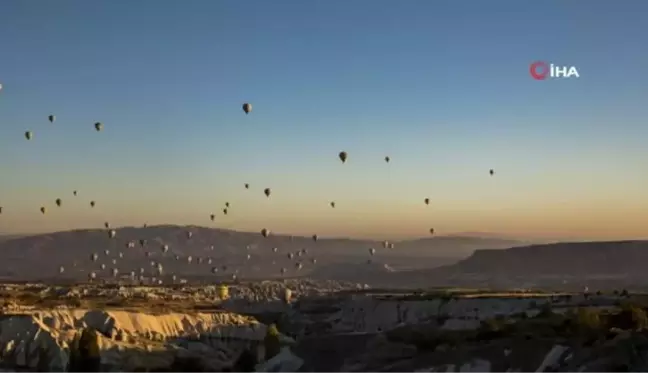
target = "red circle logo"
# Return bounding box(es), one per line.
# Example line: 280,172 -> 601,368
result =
529,61 -> 549,80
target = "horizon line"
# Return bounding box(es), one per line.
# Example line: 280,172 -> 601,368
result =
1,224 -> 646,244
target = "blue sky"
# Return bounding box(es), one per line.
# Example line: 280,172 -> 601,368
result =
1,0 -> 647,239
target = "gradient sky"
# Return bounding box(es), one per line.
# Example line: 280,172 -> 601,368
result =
1,0 -> 647,240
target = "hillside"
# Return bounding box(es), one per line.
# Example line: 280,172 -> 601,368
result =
444,240 -> 648,276
0,225 -> 521,282
376,241 -> 648,291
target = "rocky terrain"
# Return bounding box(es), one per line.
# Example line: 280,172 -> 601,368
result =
1,279 -> 648,371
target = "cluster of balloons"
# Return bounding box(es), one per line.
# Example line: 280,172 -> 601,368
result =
0,88 -> 499,284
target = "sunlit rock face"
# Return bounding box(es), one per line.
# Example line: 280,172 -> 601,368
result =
0,308 -> 294,371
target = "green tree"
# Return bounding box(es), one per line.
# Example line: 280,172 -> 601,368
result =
264,324 -> 282,361
607,303 -> 648,330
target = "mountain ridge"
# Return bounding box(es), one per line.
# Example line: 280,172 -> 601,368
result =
0,224 -> 522,282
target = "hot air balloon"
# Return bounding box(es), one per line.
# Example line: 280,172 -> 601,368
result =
223,208 -> 228,215
40,206 -> 46,214
186,231 -> 193,239
89,271 -> 97,281
284,288 -> 292,304
48,115 -> 55,123
330,201 -> 335,208
59,266 -> 65,273
210,214 -> 215,221
94,122 -> 103,131
429,228 -> 435,235
101,263 -> 106,270
112,268 -> 119,277
382,241 -> 389,249
295,262 -> 303,270
90,201 -> 95,208
385,156 -> 390,163
272,247 -> 278,253
261,228 -> 270,238
246,254 -> 251,260
73,190 -> 78,196
111,259 -> 117,265
225,202 -> 230,208
108,230 -> 116,239
55,198 -> 62,207
424,198 -> 430,205
338,151 -> 347,163
242,103 -> 252,114
288,253 -> 294,260
369,248 -> 376,255
187,256 -> 193,263
244,183 -> 249,189
104,222 -> 110,229
91,253 -> 98,262
489,169 -> 495,176
264,188 -> 271,198
162,244 -> 169,253
311,258 -> 317,264
25,131 -> 33,140
139,239 -> 146,247
0,207 -> 3,214
118,252 -> 123,258
104,249 -> 110,255
312,234 -> 318,242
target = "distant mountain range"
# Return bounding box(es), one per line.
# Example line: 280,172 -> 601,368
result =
8,226 -> 642,291
441,240 -> 648,276
380,240 -> 648,291
0,225 -> 521,282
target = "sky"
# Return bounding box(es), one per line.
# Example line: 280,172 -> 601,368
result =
0,0 -> 647,240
